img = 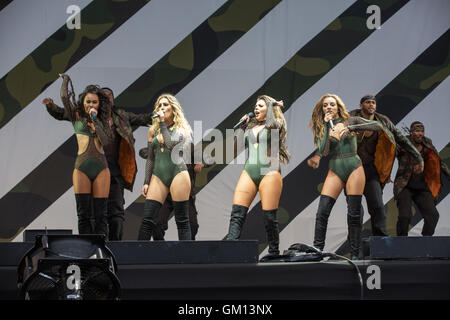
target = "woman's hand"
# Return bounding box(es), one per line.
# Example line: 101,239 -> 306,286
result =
240,114 -> 250,125
42,98 -> 53,106
194,163 -> 204,173
156,110 -> 165,122
307,155 -> 320,169
323,112 -> 333,124
142,184 -> 149,197
89,108 -> 98,121
273,100 -> 284,108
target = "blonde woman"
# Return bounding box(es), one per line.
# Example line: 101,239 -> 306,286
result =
226,95 -> 290,258
307,94 -> 382,259
139,94 -> 193,241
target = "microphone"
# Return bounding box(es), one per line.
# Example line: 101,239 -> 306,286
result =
233,112 -> 255,129
329,119 -> 334,130
151,111 -> 164,119
90,110 -> 97,121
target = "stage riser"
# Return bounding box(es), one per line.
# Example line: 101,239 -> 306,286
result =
0,240 -> 259,266
369,236 -> 450,259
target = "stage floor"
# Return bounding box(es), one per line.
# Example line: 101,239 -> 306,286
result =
2,258 -> 449,300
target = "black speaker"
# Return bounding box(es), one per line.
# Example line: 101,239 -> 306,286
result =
17,234 -> 121,300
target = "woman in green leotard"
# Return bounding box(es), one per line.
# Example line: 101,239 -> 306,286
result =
225,95 -> 290,258
308,94 -> 382,259
43,74 -> 112,236
139,94 -> 193,241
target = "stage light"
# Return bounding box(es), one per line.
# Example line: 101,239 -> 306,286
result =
17,234 -> 121,300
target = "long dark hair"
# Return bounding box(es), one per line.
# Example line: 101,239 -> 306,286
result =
76,85 -> 111,131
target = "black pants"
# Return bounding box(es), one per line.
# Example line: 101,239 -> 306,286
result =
107,175 -> 125,240
396,187 -> 439,236
156,197 -> 199,240
363,178 -> 387,236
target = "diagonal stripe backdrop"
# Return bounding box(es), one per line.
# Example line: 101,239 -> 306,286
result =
0,1 -> 448,259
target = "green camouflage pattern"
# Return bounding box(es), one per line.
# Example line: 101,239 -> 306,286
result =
0,0 -> 150,129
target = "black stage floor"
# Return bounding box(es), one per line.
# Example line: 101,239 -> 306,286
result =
1,238 -> 450,300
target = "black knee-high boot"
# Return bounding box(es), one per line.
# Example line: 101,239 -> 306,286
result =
173,200 -> 191,240
313,195 -> 336,251
263,209 -> 280,255
138,199 -> 162,240
75,194 -> 93,234
93,198 -> 108,237
347,195 -> 363,260
225,205 -> 249,240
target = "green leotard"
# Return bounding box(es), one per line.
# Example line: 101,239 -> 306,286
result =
59,75 -> 111,182
144,122 -> 188,188
242,102 -> 283,187
73,119 -> 109,181
316,117 -> 381,182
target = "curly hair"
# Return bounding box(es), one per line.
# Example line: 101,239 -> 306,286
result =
76,85 -> 112,131
247,95 -> 290,164
309,93 -> 350,146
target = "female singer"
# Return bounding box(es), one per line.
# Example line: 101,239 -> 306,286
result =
226,95 -> 290,257
307,94 -> 382,259
43,74 -> 112,235
139,94 -> 193,240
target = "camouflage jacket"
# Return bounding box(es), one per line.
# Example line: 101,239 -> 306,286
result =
349,109 -> 423,187
46,103 -> 152,191
394,136 -> 450,199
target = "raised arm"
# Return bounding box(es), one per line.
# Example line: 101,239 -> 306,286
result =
43,99 -> 71,121
388,119 -> 423,164
265,101 -> 283,130
346,116 -> 382,132
59,74 -> 77,122
126,110 -> 153,127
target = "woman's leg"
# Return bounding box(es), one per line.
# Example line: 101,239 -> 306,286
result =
170,171 -> 192,240
313,170 -> 345,250
345,166 -> 365,259
259,172 -> 282,255
138,175 -> 170,240
226,171 -> 258,240
73,169 -> 93,234
92,168 -> 111,237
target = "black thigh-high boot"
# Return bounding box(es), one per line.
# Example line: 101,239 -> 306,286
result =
138,199 -> 162,240
93,198 -> 109,237
225,205 -> 249,240
75,194 -> 93,234
347,195 -> 363,260
263,209 -> 280,256
173,200 -> 192,240
313,195 -> 336,251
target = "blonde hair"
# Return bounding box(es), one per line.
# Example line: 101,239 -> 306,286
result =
249,95 -> 290,164
309,93 -> 349,146
151,94 -> 192,139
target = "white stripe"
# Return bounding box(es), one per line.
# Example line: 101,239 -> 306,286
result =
0,0 -> 92,79
193,0 -> 450,242
0,0 -> 227,199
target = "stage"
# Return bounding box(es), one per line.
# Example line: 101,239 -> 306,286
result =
1,238 -> 450,300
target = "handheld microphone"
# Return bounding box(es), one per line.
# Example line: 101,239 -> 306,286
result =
233,112 -> 255,129
90,110 -> 97,121
329,119 -> 334,130
151,111 -> 164,119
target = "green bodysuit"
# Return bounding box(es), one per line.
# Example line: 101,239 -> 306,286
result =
144,122 -> 188,188
59,75 -> 111,182
316,117 -> 381,182
242,102 -> 283,187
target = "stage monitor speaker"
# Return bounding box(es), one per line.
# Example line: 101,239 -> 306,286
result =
23,229 -> 72,242
17,234 -> 121,300
369,236 -> 450,260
